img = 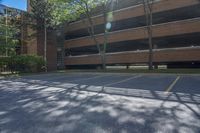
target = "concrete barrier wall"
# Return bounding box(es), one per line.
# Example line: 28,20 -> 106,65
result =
65,0 -> 200,32
65,18 -> 200,48
65,47 -> 200,65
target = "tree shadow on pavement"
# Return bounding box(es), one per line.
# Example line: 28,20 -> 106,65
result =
0,78 -> 200,133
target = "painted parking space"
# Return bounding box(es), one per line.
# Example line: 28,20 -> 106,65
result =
4,73 -> 200,103
21,73 -> 69,80
172,76 -> 200,94
108,74 -> 177,92
67,74 -> 136,86
0,73 -> 200,133
4,73 -> 199,104
10,73 -> 200,95
45,73 -> 99,82
16,73 -> 99,85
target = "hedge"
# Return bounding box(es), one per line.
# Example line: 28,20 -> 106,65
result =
0,55 -> 45,73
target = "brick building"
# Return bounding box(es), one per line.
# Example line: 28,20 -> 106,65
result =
23,0 -> 200,70
0,2 -> 57,71
25,0 -> 57,71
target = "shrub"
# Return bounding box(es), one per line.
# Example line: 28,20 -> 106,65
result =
0,56 -> 10,72
0,55 -> 45,73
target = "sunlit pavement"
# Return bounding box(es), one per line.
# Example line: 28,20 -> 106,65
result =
0,73 -> 200,133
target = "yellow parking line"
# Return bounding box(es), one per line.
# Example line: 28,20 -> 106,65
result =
165,76 -> 180,94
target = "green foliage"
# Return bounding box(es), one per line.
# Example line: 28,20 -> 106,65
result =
29,0 -> 106,29
0,56 -> 9,69
32,0 -> 105,26
0,55 -> 45,73
29,0 -> 73,29
51,0 -> 113,70
49,0 -> 75,25
29,0 -> 53,28
0,6 -> 22,56
43,0 -> 115,29
61,0 -> 101,20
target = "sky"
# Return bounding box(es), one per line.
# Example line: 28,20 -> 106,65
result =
1,0 -> 27,11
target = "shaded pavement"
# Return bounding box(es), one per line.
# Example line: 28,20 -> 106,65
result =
0,73 -> 200,133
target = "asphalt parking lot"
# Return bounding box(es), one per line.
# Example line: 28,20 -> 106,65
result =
0,72 -> 200,133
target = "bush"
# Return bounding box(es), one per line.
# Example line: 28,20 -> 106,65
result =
0,55 -> 45,73
0,56 -> 10,72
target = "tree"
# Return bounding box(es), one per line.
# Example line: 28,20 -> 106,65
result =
0,6 -> 21,57
142,0 -> 154,70
101,0 -> 115,70
71,0 -> 104,69
65,0 -> 115,70
29,0 -> 116,70
29,0 -> 54,71
0,5 -> 24,72
29,0 -> 73,71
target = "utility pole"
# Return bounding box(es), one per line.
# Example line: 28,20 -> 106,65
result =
44,20 -> 47,72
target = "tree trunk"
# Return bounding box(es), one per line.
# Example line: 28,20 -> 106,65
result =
148,0 -> 153,70
143,0 -> 154,70
102,6 -> 108,70
84,3 -> 105,70
44,21 -> 47,72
